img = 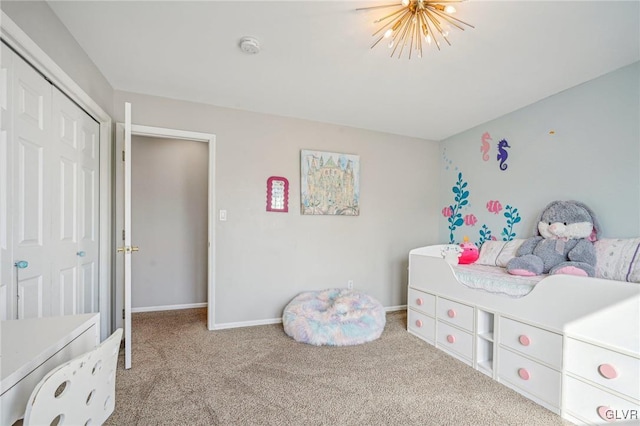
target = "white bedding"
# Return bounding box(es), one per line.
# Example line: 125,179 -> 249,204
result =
450,264 -> 544,298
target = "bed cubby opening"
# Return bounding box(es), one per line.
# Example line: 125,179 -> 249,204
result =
476,309 -> 495,376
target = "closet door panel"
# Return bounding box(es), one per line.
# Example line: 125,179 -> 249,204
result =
81,118 -> 98,161
79,120 -> 99,244
18,275 -> 43,318
59,157 -> 77,242
78,116 -> 99,314
56,266 -> 77,316
81,262 -> 97,313
13,56 -> 52,319
17,81 -> 45,130
51,89 -> 80,316
0,43 -> 14,320
16,138 -> 44,245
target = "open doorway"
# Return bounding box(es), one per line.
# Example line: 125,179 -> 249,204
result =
114,122 -> 216,364
130,135 -> 208,313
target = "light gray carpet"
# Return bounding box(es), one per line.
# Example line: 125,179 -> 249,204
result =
106,308 -> 570,425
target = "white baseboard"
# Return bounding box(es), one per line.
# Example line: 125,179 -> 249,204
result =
214,318 -> 282,330
213,305 -> 407,330
131,302 -> 207,313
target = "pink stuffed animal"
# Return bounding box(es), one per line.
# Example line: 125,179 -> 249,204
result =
458,237 -> 479,264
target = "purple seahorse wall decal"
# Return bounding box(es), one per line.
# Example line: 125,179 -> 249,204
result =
481,132 -> 491,161
497,139 -> 510,171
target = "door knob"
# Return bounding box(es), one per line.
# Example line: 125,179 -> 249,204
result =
14,260 -> 28,269
77,251 -> 86,257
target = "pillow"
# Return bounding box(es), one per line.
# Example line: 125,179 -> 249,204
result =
476,241 -> 505,266
496,239 -> 526,268
594,238 -> 640,283
477,239 -> 525,267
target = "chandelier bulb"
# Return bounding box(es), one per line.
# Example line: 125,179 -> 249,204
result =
384,29 -> 394,38
444,5 -> 456,14
426,34 -> 432,44
401,0 -> 410,6
388,40 -> 395,49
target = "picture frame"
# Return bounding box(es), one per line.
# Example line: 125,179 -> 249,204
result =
300,150 -> 360,216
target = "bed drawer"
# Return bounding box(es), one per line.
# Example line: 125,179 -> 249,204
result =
499,317 -> 562,369
437,321 -> 473,361
564,375 -> 640,424
565,338 -> 640,400
437,298 -> 474,332
408,309 -> 435,343
408,288 -> 435,316
497,347 -> 561,408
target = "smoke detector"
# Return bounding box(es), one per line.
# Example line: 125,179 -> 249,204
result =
239,37 -> 260,55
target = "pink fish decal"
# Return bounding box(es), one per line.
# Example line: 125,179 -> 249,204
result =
481,132 -> 492,162
464,214 -> 477,226
442,206 -> 452,218
486,200 -> 503,214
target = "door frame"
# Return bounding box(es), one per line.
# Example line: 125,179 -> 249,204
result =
115,123 -> 216,331
1,12 -> 113,339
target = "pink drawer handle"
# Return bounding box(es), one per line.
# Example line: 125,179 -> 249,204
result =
415,319 -> 423,328
518,335 -> 531,346
447,309 -> 456,318
518,368 -> 530,381
597,406 -> 615,422
446,334 -> 456,344
598,363 -> 618,380
416,298 -> 423,306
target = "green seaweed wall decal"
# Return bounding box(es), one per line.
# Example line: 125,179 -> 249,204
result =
501,205 -> 521,241
445,172 -> 468,244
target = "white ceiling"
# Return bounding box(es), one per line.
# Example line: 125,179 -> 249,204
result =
47,1 -> 639,141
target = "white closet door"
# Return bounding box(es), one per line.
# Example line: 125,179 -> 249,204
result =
51,89 -> 79,315
0,43 -> 15,320
50,87 -> 100,316
77,99 -> 100,314
0,47 -> 100,321
12,52 -> 53,319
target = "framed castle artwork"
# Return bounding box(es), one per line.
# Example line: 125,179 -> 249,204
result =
300,150 -> 360,216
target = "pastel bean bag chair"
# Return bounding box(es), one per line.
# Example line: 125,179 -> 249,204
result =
282,288 -> 386,346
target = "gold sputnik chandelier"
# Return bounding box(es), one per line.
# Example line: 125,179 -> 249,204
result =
357,0 -> 474,59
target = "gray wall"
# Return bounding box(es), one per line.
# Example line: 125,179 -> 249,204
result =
131,136 -> 208,310
439,62 -> 640,244
1,0 -> 114,116
114,91 -> 441,325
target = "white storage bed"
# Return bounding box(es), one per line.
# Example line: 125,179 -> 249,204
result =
407,245 -> 640,424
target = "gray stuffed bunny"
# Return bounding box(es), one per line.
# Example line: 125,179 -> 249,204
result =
506,200 -> 600,277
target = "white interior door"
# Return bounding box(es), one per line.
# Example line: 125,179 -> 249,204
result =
114,105 -> 216,369
114,103 -> 135,369
123,102 -> 133,369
